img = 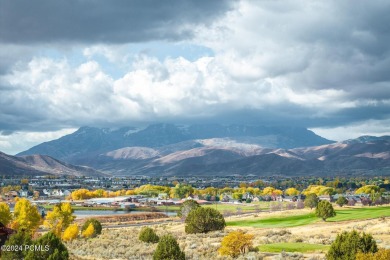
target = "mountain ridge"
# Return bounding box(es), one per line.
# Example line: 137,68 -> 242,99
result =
14,124 -> 390,177
0,151 -> 107,177
17,123 -> 334,160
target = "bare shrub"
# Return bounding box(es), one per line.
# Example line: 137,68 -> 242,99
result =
286,202 -> 295,210
296,201 -> 305,209
270,202 -> 283,211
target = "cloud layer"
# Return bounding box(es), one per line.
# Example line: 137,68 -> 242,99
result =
0,0 -> 390,154
0,0 -> 233,43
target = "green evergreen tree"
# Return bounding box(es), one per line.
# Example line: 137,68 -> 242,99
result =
177,199 -> 200,220
336,196 -> 348,207
1,231 -> 32,260
138,227 -> 159,243
185,207 -> 226,234
81,218 -> 102,238
153,234 -> 185,260
304,193 -> 319,209
327,230 -> 377,260
315,200 -> 336,221
25,232 -> 69,260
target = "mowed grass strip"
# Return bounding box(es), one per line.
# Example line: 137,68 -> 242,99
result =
227,213 -> 317,228
227,206 -> 390,228
258,243 -> 330,253
328,206 -> 390,222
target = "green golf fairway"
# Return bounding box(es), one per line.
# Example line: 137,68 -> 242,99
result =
227,206 -> 390,228
259,243 -> 330,253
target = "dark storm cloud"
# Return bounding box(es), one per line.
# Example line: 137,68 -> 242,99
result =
0,0 -> 234,44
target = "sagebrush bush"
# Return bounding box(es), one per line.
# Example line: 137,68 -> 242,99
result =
356,248 -> 390,260
139,227 -> 159,243
153,234 -> 185,260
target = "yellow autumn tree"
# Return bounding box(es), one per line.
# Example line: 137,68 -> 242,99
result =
262,187 -> 283,196
355,185 -> 380,194
44,202 -> 75,237
62,224 -> 79,241
284,187 -> 300,196
70,189 -> 91,200
0,202 -> 12,226
11,198 -> 41,234
82,223 -> 95,238
303,185 -> 334,196
125,190 -> 136,195
219,230 -> 254,257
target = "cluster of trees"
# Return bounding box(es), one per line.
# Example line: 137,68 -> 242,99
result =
68,182 -> 388,202
0,198 -> 41,235
302,185 -> 336,196
0,199 -> 103,259
69,188 -> 129,200
2,231 -> 69,260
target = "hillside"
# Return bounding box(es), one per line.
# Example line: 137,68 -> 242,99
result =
0,151 -> 106,177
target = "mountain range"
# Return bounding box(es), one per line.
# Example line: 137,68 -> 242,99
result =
12,124 -> 390,177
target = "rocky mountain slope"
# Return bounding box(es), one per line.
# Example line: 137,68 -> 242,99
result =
15,124 -> 390,177
0,152 -> 106,177
88,136 -> 389,176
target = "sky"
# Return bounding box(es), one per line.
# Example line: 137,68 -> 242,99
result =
1,0 -> 390,155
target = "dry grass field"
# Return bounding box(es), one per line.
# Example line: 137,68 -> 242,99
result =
66,207 -> 390,260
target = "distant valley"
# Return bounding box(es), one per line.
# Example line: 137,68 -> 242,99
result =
11,124 -> 390,177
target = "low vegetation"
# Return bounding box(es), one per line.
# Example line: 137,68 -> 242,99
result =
153,234 -> 185,260
258,242 -> 330,253
139,227 -> 159,243
356,248 -> 390,260
63,211 -> 390,259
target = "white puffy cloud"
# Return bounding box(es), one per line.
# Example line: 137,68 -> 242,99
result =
311,119 -> 390,142
0,128 -> 76,155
